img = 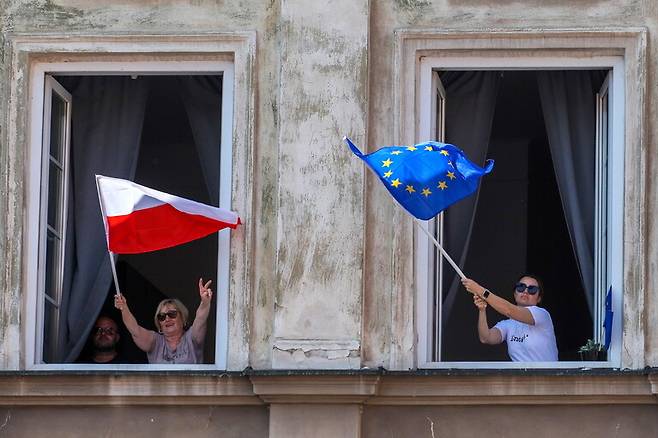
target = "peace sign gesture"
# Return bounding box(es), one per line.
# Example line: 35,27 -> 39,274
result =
198,278 -> 213,305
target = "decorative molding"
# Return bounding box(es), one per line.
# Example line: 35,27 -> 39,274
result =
389,27 -> 648,371
0,374 -> 262,406
2,372 -> 655,406
250,375 -> 380,404
2,32 -> 256,372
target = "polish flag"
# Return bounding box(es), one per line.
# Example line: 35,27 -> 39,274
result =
96,175 -> 240,254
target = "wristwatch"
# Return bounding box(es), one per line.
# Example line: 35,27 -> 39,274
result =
482,289 -> 491,300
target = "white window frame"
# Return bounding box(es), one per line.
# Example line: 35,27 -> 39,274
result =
416,55 -> 625,369
24,60 -> 236,371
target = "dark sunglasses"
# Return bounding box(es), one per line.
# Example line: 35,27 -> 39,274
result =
157,310 -> 179,321
515,282 -> 540,295
95,327 -> 116,335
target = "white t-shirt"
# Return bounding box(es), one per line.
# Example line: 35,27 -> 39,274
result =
493,306 -> 558,362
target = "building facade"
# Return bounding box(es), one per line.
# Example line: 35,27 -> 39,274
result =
1,1 -> 657,436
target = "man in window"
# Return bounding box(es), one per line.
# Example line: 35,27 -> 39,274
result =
81,316 -> 125,364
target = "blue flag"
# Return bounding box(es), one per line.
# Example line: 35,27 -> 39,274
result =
345,137 -> 494,220
604,286 -> 613,351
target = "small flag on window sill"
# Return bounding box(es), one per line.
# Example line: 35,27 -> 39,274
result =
345,137 -> 494,220
96,175 -> 240,254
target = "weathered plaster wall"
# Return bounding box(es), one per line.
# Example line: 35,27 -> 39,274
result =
1,0 -> 658,371
640,0 -> 658,370
0,405 -> 268,438
271,0 -> 367,369
362,405 -> 658,438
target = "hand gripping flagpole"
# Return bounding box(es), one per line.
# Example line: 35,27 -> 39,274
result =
414,218 -> 465,280
95,175 -> 122,296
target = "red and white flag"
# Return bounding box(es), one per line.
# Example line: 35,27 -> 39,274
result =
96,175 -> 240,254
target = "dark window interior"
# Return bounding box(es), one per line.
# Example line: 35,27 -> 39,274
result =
75,76 -> 220,364
441,71 -> 593,362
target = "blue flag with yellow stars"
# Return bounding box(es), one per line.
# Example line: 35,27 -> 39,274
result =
345,137 -> 494,220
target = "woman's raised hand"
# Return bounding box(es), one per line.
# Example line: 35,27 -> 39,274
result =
198,278 -> 213,305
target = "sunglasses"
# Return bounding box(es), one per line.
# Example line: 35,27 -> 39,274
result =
95,327 -> 116,335
515,282 -> 540,295
157,310 -> 179,321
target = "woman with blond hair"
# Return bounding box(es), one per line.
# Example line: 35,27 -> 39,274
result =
114,278 -> 213,364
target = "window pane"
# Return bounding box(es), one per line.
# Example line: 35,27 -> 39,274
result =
47,160 -> 62,229
42,299 -> 58,363
45,229 -> 60,301
49,93 -> 66,163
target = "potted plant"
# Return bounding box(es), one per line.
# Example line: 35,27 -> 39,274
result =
578,339 -> 607,361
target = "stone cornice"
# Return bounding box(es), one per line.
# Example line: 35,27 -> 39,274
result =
0,374 -> 262,406
1,371 -> 656,406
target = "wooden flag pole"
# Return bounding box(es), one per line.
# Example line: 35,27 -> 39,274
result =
415,218 -> 465,280
95,175 -> 122,295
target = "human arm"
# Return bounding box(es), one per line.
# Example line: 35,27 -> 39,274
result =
190,278 -> 213,345
462,278 -> 535,325
114,293 -> 156,352
473,295 -> 503,344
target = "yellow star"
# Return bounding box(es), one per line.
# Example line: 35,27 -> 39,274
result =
382,158 -> 393,167
391,150 -> 403,155
438,181 -> 448,190
425,146 -> 433,151
406,146 -> 417,151
405,185 -> 415,194
447,171 -> 456,180
421,188 -> 432,197
383,170 -> 393,178
440,150 -> 449,156
391,178 -> 402,188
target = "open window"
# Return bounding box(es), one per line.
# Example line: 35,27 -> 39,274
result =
416,57 -> 624,368
27,62 -> 235,369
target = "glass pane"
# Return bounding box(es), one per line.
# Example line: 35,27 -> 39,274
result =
49,93 -> 66,163
42,299 -> 58,363
47,160 -> 62,229
45,230 -> 60,300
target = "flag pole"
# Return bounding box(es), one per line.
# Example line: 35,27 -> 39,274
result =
95,175 -> 122,295
414,218 -> 465,280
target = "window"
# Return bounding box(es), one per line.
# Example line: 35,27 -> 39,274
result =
25,59 -> 239,370
415,55 -> 626,368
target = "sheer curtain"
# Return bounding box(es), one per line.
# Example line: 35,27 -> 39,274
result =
177,76 -> 222,206
536,70 -> 606,316
58,76 -> 149,362
439,71 -> 501,322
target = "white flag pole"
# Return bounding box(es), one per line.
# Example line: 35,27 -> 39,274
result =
414,218 -> 465,280
95,175 -> 122,295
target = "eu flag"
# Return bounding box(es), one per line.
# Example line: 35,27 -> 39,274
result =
345,137 -> 494,220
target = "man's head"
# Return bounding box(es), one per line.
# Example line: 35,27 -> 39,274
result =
92,316 -> 120,353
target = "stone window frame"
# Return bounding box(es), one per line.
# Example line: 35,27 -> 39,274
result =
390,28 -> 647,370
1,33 -> 255,371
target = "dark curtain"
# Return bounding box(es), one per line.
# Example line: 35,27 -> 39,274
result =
176,76 -> 222,206
439,71 -> 501,322
58,76 -> 149,362
536,70 -> 607,316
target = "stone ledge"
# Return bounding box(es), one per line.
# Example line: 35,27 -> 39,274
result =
0,374 -> 262,406
1,371 -> 656,406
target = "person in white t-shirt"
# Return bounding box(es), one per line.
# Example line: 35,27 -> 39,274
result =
461,274 -> 558,362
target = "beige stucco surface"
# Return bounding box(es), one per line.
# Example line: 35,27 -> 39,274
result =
362,405 -> 658,438
0,405 -> 268,437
